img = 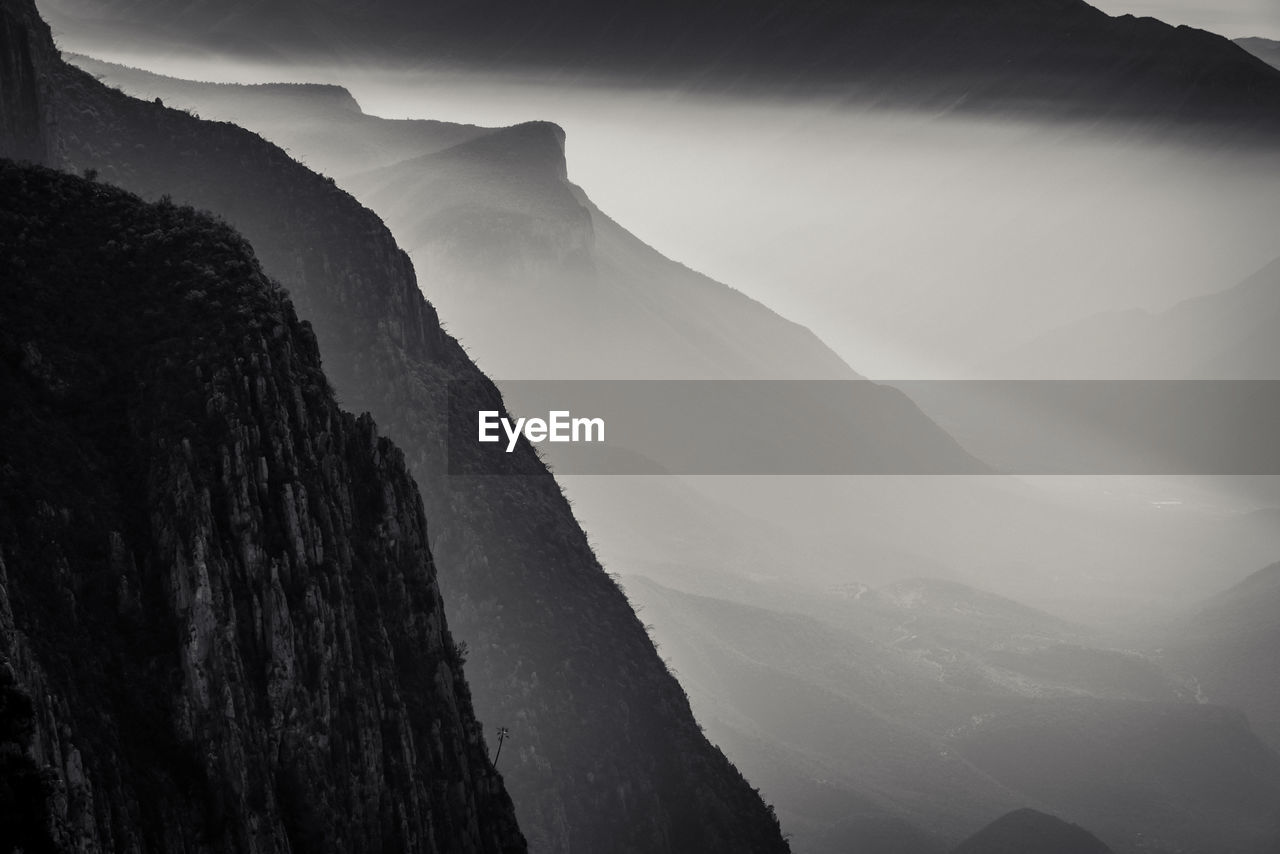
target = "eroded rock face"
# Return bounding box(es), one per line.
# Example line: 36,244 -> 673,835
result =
0,160 -> 526,854
1,6 -> 55,166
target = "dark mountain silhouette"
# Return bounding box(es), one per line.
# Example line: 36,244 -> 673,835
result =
951,808 -> 1112,854
990,255 -> 1280,379
37,0 -> 1280,130
0,2 -> 791,852
1239,38 -> 1280,71
1162,562 -> 1280,752
0,159 -> 526,853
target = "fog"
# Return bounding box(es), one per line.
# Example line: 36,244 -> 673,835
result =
58,42 -> 1280,854
311,68 -> 1280,378
67,46 -> 1280,378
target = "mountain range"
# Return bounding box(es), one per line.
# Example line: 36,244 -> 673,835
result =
59,35 -> 1280,854
36,0 -> 1280,131
1238,37 -> 1280,71
1159,562 -> 1280,753
989,254 -> 1280,379
61,56 -> 904,379
8,1 -> 1280,852
0,1 -> 791,851
621,573 -> 1280,853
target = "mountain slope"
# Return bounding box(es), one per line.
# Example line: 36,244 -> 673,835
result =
951,808 -> 1112,854
1238,38 -> 1280,72
951,698 -> 1280,853
0,2 -> 791,852
38,0 -> 1280,129
0,159 -> 525,853
1162,562 -> 1280,752
347,121 -> 869,380
65,56 -> 986,479
990,255 -> 1280,379
620,574 -> 1280,854
66,53 -> 490,177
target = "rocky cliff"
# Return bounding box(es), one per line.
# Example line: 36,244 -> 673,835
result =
0,159 -> 526,853
0,1 -> 792,851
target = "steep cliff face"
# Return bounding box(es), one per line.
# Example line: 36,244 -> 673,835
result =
0,0 -> 54,163
0,160 -> 525,854
0,2 -> 792,851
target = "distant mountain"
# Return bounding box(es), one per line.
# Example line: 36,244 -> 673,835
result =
0,2 -> 792,852
1239,38 -> 1280,71
989,255 -> 1280,379
67,54 -> 986,481
951,808 -> 1112,854
38,0 -> 1280,130
346,121 -> 865,381
623,574 -> 1279,853
0,160 -> 525,853
1162,562 -> 1280,752
951,697 -> 1280,853
66,53 -> 489,176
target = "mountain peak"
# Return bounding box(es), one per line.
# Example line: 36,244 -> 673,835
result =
63,52 -> 365,115
433,120 -> 568,179
953,808 -> 1113,854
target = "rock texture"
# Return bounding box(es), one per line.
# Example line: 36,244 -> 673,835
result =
0,2 -> 792,852
0,160 -> 525,854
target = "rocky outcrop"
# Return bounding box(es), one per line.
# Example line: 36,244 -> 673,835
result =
0,2 -> 792,851
0,0 -> 56,163
0,160 -> 525,853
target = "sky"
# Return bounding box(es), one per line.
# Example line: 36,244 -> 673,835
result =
1090,0 -> 1280,39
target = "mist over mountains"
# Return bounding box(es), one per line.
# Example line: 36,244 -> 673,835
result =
990,255 -> 1280,379
36,0 -> 1280,131
56,21 -> 1280,854
5,0 -> 1280,852
0,1 -> 791,851
1238,37 -> 1280,70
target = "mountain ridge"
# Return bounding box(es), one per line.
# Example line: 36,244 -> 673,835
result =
0,1 -> 793,851
989,254 -> 1280,378
36,0 -> 1280,133
0,158 -> 526,853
